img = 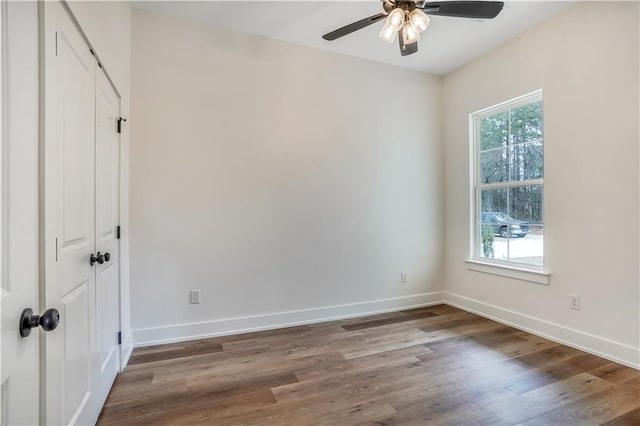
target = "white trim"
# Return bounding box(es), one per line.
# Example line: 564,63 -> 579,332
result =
444,292 -> 640,370
469,90 -> 545,269
464,259 -> 549,285
478,179 -> 544,191
120,331 -> 133,369
132,292 -> 444,347
0,0 -> 6,296
472,89 -> 543,119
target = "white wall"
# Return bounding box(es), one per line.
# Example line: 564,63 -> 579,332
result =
67,1 -> 131,96
67,0 -> 133,365
443,1 -> 639,367
129,8 -> 444,345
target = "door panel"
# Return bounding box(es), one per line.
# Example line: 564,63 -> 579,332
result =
0,2 -> 40,425
60,25 -> 93,245
94,67 -> 120,401
61,283 -> 91,422
98,263 -> 118,371
44,2 -> 97,424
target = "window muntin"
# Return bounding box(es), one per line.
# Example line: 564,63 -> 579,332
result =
472,92 -> 544,269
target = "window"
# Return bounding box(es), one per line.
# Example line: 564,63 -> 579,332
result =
471,91 -> 544,270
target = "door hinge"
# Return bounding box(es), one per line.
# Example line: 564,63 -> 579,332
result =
117,331 -> 122,345
116,225 -> 121,239
117,117 -> 127,134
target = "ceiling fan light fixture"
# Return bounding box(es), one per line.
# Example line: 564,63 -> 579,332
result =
321,1 -> 505,57
402,24 -> 420,44
387,7 -> 405,29
408,9 -> 430,33
378,22 -> 399,43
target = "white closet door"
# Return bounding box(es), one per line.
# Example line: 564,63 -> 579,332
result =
43,2 -> 98,424
93,66 -> 121,410
0,2 -> 40,424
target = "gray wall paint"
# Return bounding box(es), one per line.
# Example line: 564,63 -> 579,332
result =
130,9 -> 444,337
443,1 -> 639,348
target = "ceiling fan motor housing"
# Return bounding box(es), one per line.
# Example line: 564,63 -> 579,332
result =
383,1 -> 418,14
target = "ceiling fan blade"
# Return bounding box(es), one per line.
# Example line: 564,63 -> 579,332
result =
322,13 -> 387,41
399,36 -> 418,56
420,1 -> 504,19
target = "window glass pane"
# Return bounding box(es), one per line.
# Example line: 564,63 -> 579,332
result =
480,148 -> 509,184
480,111 -> 508,151
510,141 -> 543,181
509,100 -> 543,145
507,185 -> 543,266
479,188 -> 508,261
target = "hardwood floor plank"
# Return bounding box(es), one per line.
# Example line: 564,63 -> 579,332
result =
125,344 -> 271,372
338,328 -> 438,359
101,371 -> 297,419
337,310 -> 421,327
102,378 -> 188,412
602,406 -> 640,425
523,372 -> 612,404
341,310 -> 438,331
590,362 -> 640,386
153,350 -> 346,386
98,305 -> 639,425
206,324 -> 313,345
471,373 -> 615,425
128,340 -> 223,365
411,304 -> 460,315
294,344 -> 432,382
98,389 -> 278,425
503,350 -> 609,395
273,359 -> 426,403
218,398 -> 397,426
521,382 -> 640,426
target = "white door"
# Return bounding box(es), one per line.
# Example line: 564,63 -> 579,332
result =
43,2 -> 98,424
93,67 -> 121,410
0,2 -> 41,424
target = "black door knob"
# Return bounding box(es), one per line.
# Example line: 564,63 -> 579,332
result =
90,252 -> 105,266
19,308 -> 60,337
104,252 -> 111,262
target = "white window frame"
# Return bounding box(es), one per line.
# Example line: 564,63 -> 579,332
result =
467,90 -> 549,283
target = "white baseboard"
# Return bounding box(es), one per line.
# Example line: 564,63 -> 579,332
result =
128,290 -> 639,371
120,331 -> 134,371
444,292 -> 640,370
132,292 -> 445,347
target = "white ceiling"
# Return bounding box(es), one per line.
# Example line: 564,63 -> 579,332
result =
132,1 -> 574,75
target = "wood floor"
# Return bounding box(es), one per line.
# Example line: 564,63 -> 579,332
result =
98,305 -> 640,425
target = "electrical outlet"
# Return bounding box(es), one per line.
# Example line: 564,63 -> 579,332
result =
569,295 -> 580,310
190,289 -> 201,304
401,272 -> 408,283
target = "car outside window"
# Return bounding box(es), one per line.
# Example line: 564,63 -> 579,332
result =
471,91 -> 544,269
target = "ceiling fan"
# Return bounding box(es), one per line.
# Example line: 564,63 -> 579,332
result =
322,1 -> 505,56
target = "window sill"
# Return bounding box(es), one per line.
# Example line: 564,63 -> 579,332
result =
464,259 -> 550,285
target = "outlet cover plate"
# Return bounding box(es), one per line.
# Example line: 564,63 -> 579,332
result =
569,295 -> 580,310
190,289 -> 201,304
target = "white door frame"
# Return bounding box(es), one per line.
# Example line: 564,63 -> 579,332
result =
0,1 -> 41,424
